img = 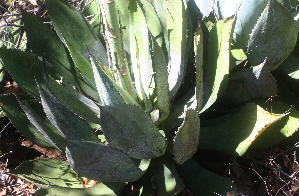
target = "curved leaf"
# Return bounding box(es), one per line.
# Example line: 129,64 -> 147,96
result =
99,103 -> 167,159
0,94 -> 55,149
38,83 -> 100,142
247,0 -> 298,71
45,0 -> 108,68
198,103 -> 287,156
65,140 -> 145,182
21,10 -> 99,100
13,159 -> 83,188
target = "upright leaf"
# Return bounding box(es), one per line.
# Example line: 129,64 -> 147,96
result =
199,18 -> 235,114
90,53 -> 124,105
174,109 -> 200,165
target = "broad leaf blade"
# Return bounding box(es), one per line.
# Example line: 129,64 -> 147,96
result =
13,159 -> 82,188
45,0 -> 109,68
174,109 -> 200,165
21,10 -> 99,100
66,140 -> 144,182
99,104 -> 167,159
247,0 -> 298,71
38,83 -> 100,142
199,18 -> 235,114
198,103 -> 287,156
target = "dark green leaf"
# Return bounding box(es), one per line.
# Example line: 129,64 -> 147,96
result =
99,104 -> 167,159
38,83 -> 100,142
247,0 -> 298,71
65,140 -> 145,182
174,109 -> 200,165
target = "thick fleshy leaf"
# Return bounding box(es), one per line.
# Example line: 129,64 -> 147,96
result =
21,10 -> 99,100
176,159 -> 237,195
278,55 -> 299,80
99,104 -> 167,159
151,154 -> 185,195
250,101 -> 299,149
0,94 -> 55,149
129,0 -> 153,103
89,53 -> 124,105
174,109 -> 200,165
199,18 -> 234,114
213,0 -> 242,19
194,0 -> 213,17
0,49 -> 57,98
15,95 -> 65,151
38,83 -> 100,142
65,140 -> 145,182
194,25 -> 204,111
247,0 -> 298,71
198,103 -> 287,156
13,159 -> 82,188
167,0 -> 188,99
35,182 -> 126,196
221,60 -> 278,108
140,0 -> 163,46
151,34 -> 170,123
49,76 -> 101,124
233,0 -> 270,49
45,0 -> 108,68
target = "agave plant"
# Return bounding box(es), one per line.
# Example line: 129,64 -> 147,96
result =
0,0 -> 299,195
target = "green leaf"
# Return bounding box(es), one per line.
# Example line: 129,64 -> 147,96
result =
13,159 -> 83,188
176,158 -> 237,195
198,102 -> 287,156
0,94 -> 55,149
35,182 -> 126,196
194,25 -> 204,111
15,95 -> 66,151
21,10 -> 99,100
251,101 -> 299,149
99,104 -> 167,159
38,83 -> 100,142
167,0 -> 188,99
151,34 -> 170,123
174,109 -> 200,165
129,0 -> 154,103
278,54 -> 299,80
89,53 -> 124,105
49,76 -> 101,124
0,49 -> 58,98
45,0 -> 108,68
233,0 -> 269,49
221,60 -> 278,107
150,154 -> 185,195
65,140 -> 145,182
199,17 -> 235,114
247,0 -> 298,71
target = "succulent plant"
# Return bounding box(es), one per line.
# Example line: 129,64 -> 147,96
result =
1,0 -> 299,195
